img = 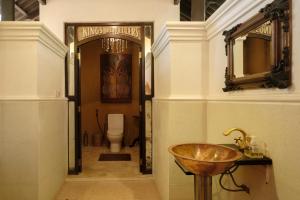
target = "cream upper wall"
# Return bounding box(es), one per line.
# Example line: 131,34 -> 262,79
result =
37,43 -> 66,98
0,22 -> 68,99
40,0 -> 179,41
154,45 -> 172,98
0,41 -> 37,97
152,22 -> 208,99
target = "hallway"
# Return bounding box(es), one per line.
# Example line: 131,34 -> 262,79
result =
56,178 -> 160,200
56,146 -> 160,200
71,146 -> 142,178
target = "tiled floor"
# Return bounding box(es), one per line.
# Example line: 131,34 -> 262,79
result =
56,178 -> 160,200
56,146 -> 161,200
69,146 -> 143,178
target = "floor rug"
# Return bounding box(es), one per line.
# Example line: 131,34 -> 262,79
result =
99,153 -> 131,161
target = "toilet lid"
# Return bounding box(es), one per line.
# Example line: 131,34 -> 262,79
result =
107,130 -> 123,136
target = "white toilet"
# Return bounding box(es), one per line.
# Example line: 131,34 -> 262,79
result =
107,114 -> 124,152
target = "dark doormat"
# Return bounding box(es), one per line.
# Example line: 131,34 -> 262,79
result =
99,153 -> 131,161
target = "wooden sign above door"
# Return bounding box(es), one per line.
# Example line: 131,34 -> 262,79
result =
77,26 -> 142,42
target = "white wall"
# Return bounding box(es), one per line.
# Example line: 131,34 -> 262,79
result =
153,0 -> 300,199
152,22 -> 208,200
0,101 -> 39,200
0,22 -> 68,200
0,41 -> 37,98
205,0 -> 300,199
40,0 -> 179,40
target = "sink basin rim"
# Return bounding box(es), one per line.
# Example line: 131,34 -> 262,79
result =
168,143 -> 243,163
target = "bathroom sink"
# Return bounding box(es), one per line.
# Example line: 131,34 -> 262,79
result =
169,143 -> 243,176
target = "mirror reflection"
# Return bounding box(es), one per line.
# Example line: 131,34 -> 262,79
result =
233,21 -> 273,78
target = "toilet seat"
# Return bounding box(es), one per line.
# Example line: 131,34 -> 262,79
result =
107,129 -> 123,136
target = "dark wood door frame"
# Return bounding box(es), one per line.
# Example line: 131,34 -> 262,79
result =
65,22 -> 154,174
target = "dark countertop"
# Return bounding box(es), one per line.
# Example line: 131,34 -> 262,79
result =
175,143 -> 272,176
221,144 -> 272,166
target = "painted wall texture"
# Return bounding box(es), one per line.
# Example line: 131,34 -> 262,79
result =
39,0 -> 179,40
152,22 -> 208,200
206,0 -> 300,199
34,0 -> 300,200
0,22 -> 68,200
153,0 -> 300,200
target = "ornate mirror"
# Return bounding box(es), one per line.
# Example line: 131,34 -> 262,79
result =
222,0 -> 291,92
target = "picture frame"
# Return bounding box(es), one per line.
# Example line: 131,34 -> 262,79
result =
100,53 -> 132,103
222,0 -> 291,92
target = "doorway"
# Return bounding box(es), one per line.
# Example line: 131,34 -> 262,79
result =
65,23 -> 154,175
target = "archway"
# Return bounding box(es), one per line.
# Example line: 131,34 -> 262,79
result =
65,23 -> 153,175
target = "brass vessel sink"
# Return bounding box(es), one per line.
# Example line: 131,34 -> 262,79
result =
169,143 -> 242,176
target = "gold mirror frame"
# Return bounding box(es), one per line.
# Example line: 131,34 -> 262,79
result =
222,0 -> 291,92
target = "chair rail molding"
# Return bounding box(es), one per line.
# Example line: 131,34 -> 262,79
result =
206,93 -> 300,103
153,95 -> 207,102
0,96 -> 68,101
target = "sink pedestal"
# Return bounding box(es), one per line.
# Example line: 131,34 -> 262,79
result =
194,175 -> 212,200
169,144 -> 243,200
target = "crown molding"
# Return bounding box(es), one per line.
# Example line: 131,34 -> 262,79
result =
152,22 -> 207,58
0,22 -> 68,58
205,0 -> 271,40
152,0 -> 272,57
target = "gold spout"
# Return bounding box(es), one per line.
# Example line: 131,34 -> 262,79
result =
223,128 -> 248,149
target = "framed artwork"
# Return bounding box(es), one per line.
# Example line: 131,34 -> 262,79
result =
100,54 -> 132,103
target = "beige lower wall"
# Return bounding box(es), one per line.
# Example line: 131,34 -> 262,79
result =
0,101 -> 39,200
0,100 -> 68,200
38,101 -> 68,200
206,101 -> 300,200
153,100 -> 171,200
153,99 -> 300,200
153,99 -> 207,200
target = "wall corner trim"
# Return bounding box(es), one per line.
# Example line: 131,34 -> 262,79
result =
0,22 -> 68,58
152,21 -> 207,58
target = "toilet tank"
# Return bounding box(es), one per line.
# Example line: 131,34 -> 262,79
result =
108,114 -> 124,130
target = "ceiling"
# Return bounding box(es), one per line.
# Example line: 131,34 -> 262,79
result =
1,0 -> 223,21
180,0 -> 191,21
15,0 -> 40,21
0,0 -> 44,21
205,0 -> 226,19
180,0 -> 226,21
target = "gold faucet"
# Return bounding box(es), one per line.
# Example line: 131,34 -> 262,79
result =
223,128 -> 248,150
